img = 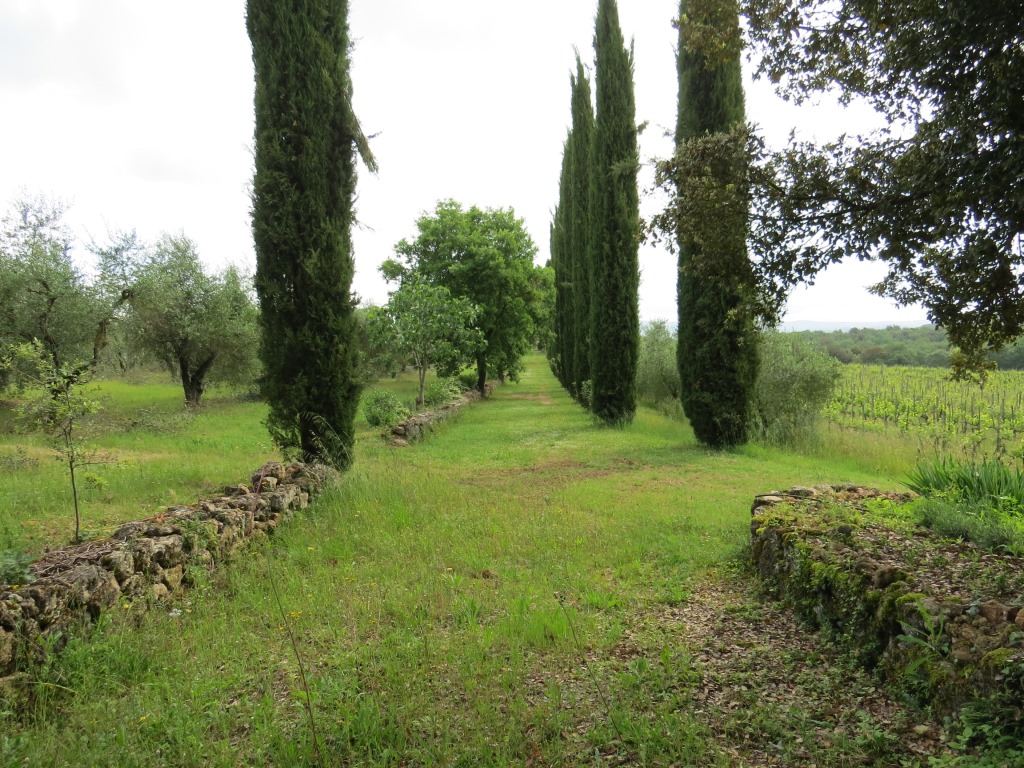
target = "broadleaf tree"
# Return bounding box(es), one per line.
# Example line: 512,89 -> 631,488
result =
116,234 -> 260,408
0,195 -> 115,385
247,0 -> 377,467
589,0 -> 640,425
740,0 -> 1024,376
385,200 -> 540,395
366,281 -> 482,408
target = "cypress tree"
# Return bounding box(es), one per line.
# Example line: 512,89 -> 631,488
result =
568,56 -> 595,402
590,0 -> 640,424
675,0 -> 759,448
551,133 -> 574,391
247,0 -> 376,467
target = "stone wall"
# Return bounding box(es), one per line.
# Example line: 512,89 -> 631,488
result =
386,387 -> 487,446
751,485 -> 1024,724
0,462 -> 333,680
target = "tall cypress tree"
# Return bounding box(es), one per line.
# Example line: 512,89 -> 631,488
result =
590,0 -> 640,424
551,133 -> 574,391
569,56 -> 595,402
247,0 -> 376,467
675,0 -> 759,448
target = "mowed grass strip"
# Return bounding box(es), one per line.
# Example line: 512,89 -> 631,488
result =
3,355 -> 904,766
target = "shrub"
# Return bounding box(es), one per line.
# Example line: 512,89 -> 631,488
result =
361,390 -> 410,429
751,331 -> 841,446
423,377 -> 463,408
456,370 -> 478,391
0,550 -> 35,586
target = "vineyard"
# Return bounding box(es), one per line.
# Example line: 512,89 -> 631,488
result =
826,365 -> 1024,463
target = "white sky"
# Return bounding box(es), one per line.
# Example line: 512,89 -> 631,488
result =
0,0 -> 929,327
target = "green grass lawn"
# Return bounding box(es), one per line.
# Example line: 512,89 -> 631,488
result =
3,355 -> 951,766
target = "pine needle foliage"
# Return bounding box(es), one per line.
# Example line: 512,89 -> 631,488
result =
589,0 -> 640,426
247,0 -> 375,468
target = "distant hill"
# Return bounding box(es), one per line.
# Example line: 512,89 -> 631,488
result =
780,320 -> 931,333
783,324 -> 1024,369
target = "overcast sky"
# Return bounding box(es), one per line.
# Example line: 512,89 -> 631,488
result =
0,0 -> 929,326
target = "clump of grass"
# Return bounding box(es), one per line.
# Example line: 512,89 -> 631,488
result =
906,458 -> 1024,513
914,498 -> 1024,555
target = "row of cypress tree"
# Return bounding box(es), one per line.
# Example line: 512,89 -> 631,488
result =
551,0 -> 759,445
550,0 -> 641,426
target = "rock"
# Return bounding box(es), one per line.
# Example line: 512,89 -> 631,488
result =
101,549 -> 135,582
788,486 -> 818,497
66,565 -> 121,619
872,566 -> 906,589
119,575 -> 148,598
0,628 -> 13,669
952,644 -> 975,664
978,601 -> 1007,624
162,565 -> 184,592
224,484 -> 250,497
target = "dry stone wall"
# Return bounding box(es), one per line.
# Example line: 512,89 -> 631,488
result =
386,388 -> 486,446
0,461 -> 333,679
751,485 -> 1024,724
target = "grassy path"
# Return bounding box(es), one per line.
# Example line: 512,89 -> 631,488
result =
4,356 -> 941,766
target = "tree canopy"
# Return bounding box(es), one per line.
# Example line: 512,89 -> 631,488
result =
366,280 -> 482,407
0,195 -> 113,381
384,200 -> 540,394
740,0 -> 1024,373
114,233 -> 260,408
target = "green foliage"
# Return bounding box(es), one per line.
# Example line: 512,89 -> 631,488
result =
422,378 -> 463,409
248,0 -> 374,468
743,0 -> 1024,371
385,200 -> 539,396
109,233 -> 260,408
913,498 -> 1024,556
366,280 -> 482,407
589,0 -> 640,426
906,458 -> 1024,512
0,194 -> 115,382
751,331 -> 841,446
0,550 -> 35,586
361,390 -> 410,429
670,0 -> 758,449
550,56 -> 597,403
5,341 -> 111,543
635,320 -> 680,408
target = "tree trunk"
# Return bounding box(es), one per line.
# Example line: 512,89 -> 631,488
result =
476,353 -> 487,397
180,353 -> 216,409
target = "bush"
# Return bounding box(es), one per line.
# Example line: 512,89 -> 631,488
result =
456,370 -> 478,391
361,390 -> 410,429
0,550 -> 35,586
751,331 -> 841,446
636,320 -> 680,408
423,377 -> 463,408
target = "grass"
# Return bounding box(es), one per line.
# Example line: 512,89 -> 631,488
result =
2,355 -> 974,766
